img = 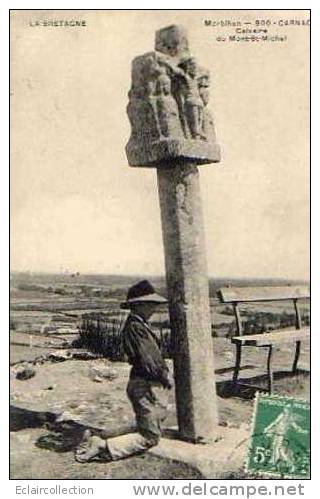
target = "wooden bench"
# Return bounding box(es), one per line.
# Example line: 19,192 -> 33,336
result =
217,286 -> 310,393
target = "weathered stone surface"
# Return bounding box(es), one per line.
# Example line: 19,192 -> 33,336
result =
155,25 -> 189,58
46,351 -> 71,362
126,25 -> 220,168
88,366 -> 118,382
149,425 -> 250,478
157,163 -> 219,443
127,139 -> 220,167
71,350 -> 100,361
15,366 -> 36,380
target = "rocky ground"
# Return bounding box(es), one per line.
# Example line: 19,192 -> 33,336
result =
10,336 -> 310,479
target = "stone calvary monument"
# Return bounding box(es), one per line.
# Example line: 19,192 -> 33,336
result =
126,25 -> 221,444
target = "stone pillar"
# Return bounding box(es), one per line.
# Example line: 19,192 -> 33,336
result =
157,163 -> 218,442
125,25 -> 221,443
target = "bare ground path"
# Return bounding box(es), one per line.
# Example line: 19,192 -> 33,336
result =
10,339 -> 309,479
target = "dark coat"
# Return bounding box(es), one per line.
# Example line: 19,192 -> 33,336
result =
122,313 -> 170,388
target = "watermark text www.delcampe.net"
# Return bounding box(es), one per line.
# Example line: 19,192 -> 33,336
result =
133,483 -> 305,497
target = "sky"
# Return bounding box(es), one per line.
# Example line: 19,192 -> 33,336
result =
10,9 -> 310,279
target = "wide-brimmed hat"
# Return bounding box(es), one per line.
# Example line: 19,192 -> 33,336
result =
120,280 -> 168,309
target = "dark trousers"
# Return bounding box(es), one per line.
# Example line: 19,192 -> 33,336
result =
105,377 -> 168,460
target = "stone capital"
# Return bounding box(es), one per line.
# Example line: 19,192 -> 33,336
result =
125,25 -> 221,168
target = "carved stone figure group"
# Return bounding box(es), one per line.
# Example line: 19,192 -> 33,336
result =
127,50 -> 217,146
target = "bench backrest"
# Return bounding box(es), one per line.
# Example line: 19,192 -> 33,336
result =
217,285 -> 310,336
218,285 -> 310,304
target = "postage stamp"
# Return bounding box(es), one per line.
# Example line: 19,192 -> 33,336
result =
246,393 -> 310,479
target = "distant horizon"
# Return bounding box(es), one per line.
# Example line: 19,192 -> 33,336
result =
10,269 -> 310,283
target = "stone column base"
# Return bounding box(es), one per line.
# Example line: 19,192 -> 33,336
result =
149,425 -> 250,479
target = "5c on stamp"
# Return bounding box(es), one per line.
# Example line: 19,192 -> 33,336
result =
246,394 -> 310,479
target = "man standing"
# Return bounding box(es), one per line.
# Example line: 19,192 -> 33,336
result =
75,280 -> 172,463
